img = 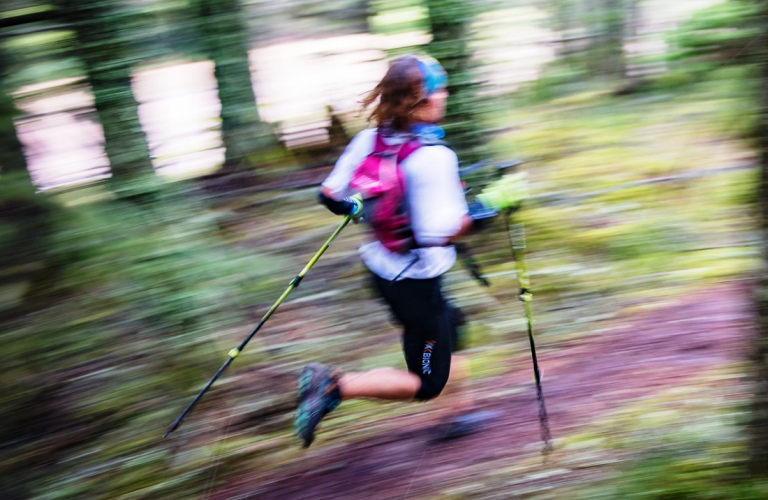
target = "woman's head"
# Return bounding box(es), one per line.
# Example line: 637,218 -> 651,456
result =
363,54 -> 448,132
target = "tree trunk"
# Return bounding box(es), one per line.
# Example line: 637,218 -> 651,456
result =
0,89 -> 26,175
550,0 -> 571,33
551,0 -> 575,57
57,0 -> 155,188
0,46 -> 34,184
604,0 -> 627,77
0,87 -> 34,188
750,0 -> 768,478
589,0 -> 626,78
426,0 -> 487,165
192,0 -> 279,171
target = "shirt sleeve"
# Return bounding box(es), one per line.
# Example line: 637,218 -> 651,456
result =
405,145 -> 469,247
321,128 -> 376,199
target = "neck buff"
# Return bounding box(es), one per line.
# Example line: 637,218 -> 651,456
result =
411,122 -> 445,141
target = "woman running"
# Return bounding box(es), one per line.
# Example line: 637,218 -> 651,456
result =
294,54 -> 523,447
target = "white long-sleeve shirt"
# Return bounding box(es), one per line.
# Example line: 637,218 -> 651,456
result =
322,127 -> 468,280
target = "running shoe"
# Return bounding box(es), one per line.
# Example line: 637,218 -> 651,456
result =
294,363 -> 341,447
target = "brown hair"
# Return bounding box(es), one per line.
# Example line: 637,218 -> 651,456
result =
362,55 -> 429,132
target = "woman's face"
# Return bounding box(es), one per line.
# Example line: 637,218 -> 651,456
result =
426,89 -> 449,123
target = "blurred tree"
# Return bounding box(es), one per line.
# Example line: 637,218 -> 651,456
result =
0,3 -> 57,31
0,49 -> 35,191
669,0 -> 760,65
55,0 -> 155,188
549,0 -> 629,79
594,0 -> 627,77
426,0 -> 487,165
191,0 -> 280,172
751,0 -> 768,478
550,0 -> 583,56
0,177 -> 274,499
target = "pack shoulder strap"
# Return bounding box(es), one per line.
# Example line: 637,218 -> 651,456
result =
396,139 -> 422,163
372,132 -> 390,155
372,132 -> 425,161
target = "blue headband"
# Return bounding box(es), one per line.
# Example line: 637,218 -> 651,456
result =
415,55 -> 447,96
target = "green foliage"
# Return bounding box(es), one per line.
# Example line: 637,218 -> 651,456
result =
486,55 -> 760,309
653,0 -> 762,109
608,428 -> 768,500
285,0 -> 369,25
0,59 -> 32,180
571,414 -> 768,500
668,1 -> 761,63
426,0 -> 490,164
369,1 -> 430,35
613,457 -> 767,499
525,62 -> 592,103
250,0 -> 370,41
0,29 -> 82,88
545,0 -> 630,81
0,176 -> 281,499
1,0 -> 765,496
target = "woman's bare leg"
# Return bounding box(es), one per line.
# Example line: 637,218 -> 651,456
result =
440,353 -> 473,414
338,368 -> 421,401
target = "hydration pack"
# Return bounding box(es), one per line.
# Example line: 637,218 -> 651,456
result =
348,133 -> 422,254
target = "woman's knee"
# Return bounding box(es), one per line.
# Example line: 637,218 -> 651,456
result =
414,372 -> 450,401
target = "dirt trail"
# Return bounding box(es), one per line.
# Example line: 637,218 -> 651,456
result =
210,282 -> 752,500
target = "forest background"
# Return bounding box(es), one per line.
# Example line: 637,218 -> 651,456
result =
2,0 -> 768,498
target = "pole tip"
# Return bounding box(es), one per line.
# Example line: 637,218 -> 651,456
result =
163,419 -> 180,439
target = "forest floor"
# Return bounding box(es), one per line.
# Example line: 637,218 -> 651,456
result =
206,278 -> 752,500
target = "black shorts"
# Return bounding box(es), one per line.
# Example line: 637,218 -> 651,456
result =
372,274 -> 461,401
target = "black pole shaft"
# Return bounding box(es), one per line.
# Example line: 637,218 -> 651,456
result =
506,213 -> 553,455
523,299 -> 552,453
163,357 -> 234,438
163,216 -> 352,438
163,302 -> 282,438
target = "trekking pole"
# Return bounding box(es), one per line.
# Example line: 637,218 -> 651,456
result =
455,243 -> 490,287
163,215 -> 354,438
505,213 -> 553,456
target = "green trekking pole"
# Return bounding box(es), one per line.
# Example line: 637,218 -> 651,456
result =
163,214 -> 354,438
479,162 -> 552,455
505,214 -> 553,455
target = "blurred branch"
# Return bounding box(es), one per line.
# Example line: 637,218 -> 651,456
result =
0,6 -> 67,39
0,24 -> 69,38
0,9 -> 60,30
